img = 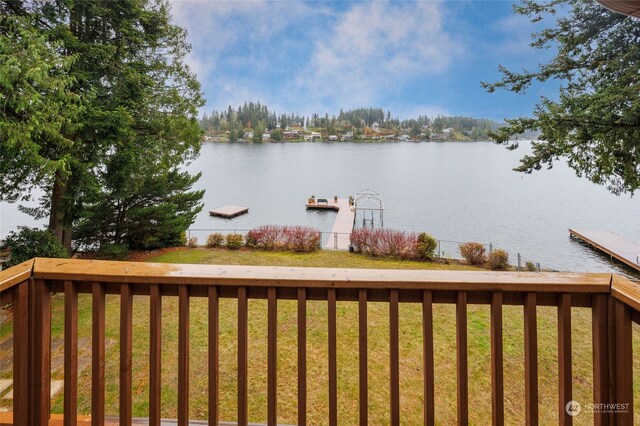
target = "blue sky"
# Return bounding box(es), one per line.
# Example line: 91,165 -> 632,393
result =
170,1 -> 560,121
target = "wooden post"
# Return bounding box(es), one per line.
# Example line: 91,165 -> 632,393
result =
613,299 -> 633,425
591,294 -> 609,426
491,292 -> 504,426
64,281 -> 78,426
12,281 -> 30,426
33,280 -> 51,426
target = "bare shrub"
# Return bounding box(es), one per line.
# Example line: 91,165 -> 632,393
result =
459,242 -> 487,265
206,233 -> 224,248
488,249 -> 509,270
247,225 -> 320,252
226,234 -> 244,250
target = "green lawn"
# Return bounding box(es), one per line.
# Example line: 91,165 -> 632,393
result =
146,247 -> 482,270
2,248 -> 639,424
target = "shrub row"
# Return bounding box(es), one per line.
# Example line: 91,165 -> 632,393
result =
246,225 -> 320,253
459,242 -> 510,270
350,228 -> 437,260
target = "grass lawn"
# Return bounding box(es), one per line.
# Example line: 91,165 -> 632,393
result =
143,247 -> 483,270
2,248 -> 639,424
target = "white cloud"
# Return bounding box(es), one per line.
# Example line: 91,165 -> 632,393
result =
293,1 -> 461,111
168,1 -> 317,78
167,1 -> 461,115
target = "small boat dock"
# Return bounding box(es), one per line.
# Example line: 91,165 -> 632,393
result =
209,205 -> 249,218
569,228 -> 640,272
307,197 -> 355,250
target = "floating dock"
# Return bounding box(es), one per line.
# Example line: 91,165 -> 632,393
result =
307,198 -> 355,250
569,228 -> 640,272
209,205 -> 249,218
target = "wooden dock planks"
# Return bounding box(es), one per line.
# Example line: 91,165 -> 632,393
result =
209,205 -> 249,218
321,198 -> 355,250
569,228 -> 640,272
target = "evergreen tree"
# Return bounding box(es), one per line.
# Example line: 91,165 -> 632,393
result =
484,0 -> 640,194
1,0 -> 204,250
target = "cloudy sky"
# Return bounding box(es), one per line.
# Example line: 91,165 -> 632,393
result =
170,1 -> 560,121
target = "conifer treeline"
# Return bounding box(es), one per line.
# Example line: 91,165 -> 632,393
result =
199,102 -> 502,139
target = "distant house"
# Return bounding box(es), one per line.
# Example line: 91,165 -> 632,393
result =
244,131 -> 254,139
284,130 -> 300,139
328,135 -> 338,141
262,133 -> 271,140
304,131 -> 322,142
443,128 -> 455,134
341,131 -> 354,141
372,122 -> 380,132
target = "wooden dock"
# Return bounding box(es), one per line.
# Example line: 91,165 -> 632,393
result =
307,198 -> 355,250
209,205 -> 249,218
569,228 -> 640,272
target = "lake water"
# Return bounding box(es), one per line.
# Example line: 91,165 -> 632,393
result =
2,141 -> 639,277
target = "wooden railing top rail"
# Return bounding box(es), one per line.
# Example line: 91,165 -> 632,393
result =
612,274 -> 640,312
0,259 -> 33,293
13,257 -> 612,293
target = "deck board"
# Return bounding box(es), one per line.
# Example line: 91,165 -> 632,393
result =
569,228 -> 640,272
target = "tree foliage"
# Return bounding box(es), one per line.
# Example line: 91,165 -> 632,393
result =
0,14 -> 83,204
483,0 -> 640,195
74,168 -> 203,250
1,0 -> 204,251
1,227 -> 68,268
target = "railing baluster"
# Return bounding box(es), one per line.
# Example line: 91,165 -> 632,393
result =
64,281 -> 78,426
120,283 -> 133,426
613,299 -> 633,425
390,289 -> 400,426
33,279 -> 51,425
297,288 -> 307,426
92,282 -> 105,426
524,292 -> 538,426
150,284 -> 162,426
238,286 -> 248,426
422,290 -> 434,425
268,287 -> 278,425
328,288 -> 337,426
558,293 -> 572,425
13,281 -> 29,426
491,292 -> 504,426
178,285 -> 190,426
358,289 -> 368,426
209,286 -> 219,426
591,294 -> 609,426
456,291 -> 468,425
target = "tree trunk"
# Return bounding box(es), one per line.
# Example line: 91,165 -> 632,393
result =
48,170 -> 73,254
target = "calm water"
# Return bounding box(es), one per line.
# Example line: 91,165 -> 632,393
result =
2,141 -> 639,277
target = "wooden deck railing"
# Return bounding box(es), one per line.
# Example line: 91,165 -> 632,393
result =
0,258 -> 638,425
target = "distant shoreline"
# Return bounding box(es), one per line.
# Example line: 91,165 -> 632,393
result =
202,138 -> 496,144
